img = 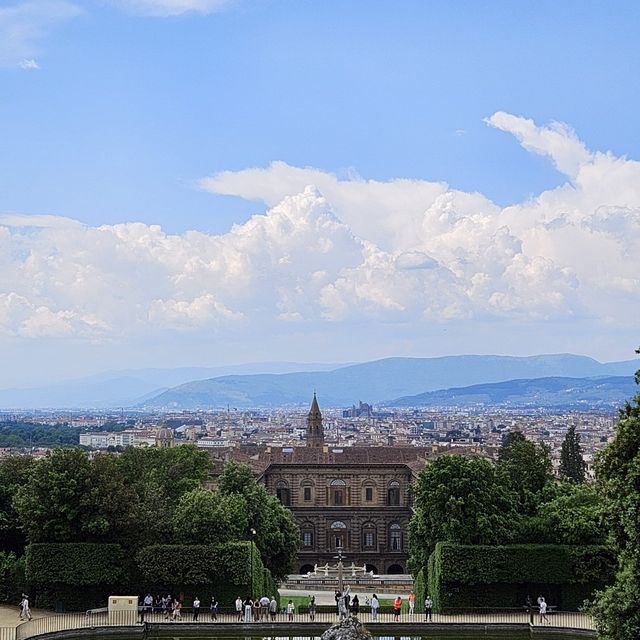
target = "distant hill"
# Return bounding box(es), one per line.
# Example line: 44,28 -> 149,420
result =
386,375 -> 637,409
139,354 -> 639,409
0,361 -> 347,410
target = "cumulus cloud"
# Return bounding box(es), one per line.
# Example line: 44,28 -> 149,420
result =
2,112 -> 640,343
107,0 -> 234,17
0,0 -> 81,68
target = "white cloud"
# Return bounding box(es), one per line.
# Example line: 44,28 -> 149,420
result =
19,57 -> 40,69
486,111 -> 592,179
2,112 -> 640,346
0,1 -> 81,68
108,0 -> 233,17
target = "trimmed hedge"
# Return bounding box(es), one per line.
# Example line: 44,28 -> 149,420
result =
136,542 -> 264,606
25,543 -> 127,610
26,543 -> 126,586
427,542 -> 616,611
24,541 -> 266,611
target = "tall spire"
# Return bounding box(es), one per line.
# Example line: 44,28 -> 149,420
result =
307,392 -> 324,448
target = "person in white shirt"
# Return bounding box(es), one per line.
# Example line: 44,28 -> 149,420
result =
235,596 -> 243,621
424,595 -> 433,622
539,597 -> 549,624
370,594 -> 379,621
286,600 -> 295,621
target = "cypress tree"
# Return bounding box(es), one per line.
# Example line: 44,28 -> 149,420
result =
559,425 -> 586,483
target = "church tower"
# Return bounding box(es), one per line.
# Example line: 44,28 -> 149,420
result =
306,392 -> 324,448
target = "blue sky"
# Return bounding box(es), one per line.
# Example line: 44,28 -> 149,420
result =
1,0 -> 640,385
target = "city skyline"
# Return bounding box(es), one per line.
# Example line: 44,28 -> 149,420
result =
2,1 -> 640,386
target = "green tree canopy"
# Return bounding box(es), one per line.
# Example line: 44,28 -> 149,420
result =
409,455 -> 519,569
0,455 -> 35,552
592,349 -> 640,639
173,488 -> 248,544
518,482 -> 605,545
217,460 -> 299,582
559,425 -> 587,483
13,449 -> 137,543
497,432 -> 552,514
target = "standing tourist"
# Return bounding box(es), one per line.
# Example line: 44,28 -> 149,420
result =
370,594 -> 379,621
424,595 -> 433,621
253,597 -> 261,621
408,591 -> 416,615
260,595 -> 270,620
393,596 -> 402,621
269,595 -> 278,621
308,595 -> 316,621
192,596 -> 200,621
210,597 -> 218,621
351,594 -> 360,616
235,596 -> 243,621
19,595 -> 32,621
243,596 -> 253,622
539,597 -> 549,624
287,600 -> 295,621
172,599 -> 181,621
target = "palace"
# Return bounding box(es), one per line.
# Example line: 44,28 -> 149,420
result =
213,394 -> 439,574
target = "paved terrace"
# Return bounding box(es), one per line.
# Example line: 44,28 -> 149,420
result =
0,605 -> 596,640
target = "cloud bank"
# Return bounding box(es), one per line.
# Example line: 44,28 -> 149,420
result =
1,112 -> 639,344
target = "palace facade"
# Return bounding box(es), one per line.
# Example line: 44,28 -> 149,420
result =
213,394 -> 436,574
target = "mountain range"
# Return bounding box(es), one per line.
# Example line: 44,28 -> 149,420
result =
139,354 -> 638,410
387,375 -> 638,409
0,354 -> 636,411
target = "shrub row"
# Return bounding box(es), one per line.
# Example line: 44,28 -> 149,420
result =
427,542 -> 616,612
24,541 -> 273,611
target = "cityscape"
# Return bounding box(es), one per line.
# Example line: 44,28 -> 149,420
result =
1,1 -> 640,640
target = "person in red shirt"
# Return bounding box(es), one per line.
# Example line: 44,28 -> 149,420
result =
393,596 -> 402,620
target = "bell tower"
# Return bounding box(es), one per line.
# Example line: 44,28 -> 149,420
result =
306,392 -> 324,448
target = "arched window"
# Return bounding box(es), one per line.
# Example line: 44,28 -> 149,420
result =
361,522 -> 377,550
330,479 -> 347,506
387,481 -> 400,506
389,523 -> 402,551
276,480 -> 290,506
331,520 -> 347,550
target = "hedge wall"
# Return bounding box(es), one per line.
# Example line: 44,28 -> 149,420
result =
427,542 -> 616,612
25,543 -> 127,611
24,541 -> 266,611
136,541 -> 264,606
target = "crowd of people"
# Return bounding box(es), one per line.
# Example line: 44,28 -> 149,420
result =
131,590 -> 551,625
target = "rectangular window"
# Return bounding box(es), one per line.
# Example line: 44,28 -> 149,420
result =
303,531 -> 313,547
364,532 -> 374,548
303,487 -> 311,501
334,490 -> 344,505
365,487 -> 373,501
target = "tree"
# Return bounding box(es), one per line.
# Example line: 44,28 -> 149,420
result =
497,432 -> 552,514
592,347 -> 640,639
115,445 -> 211,545
559,425 -> 587,483
173,488 -> 247,544
13,449 -> 137,543
217,460 -> 299,582
517,482 -> 605,545
409,455 -> 519,569
0,455 -> 34,553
